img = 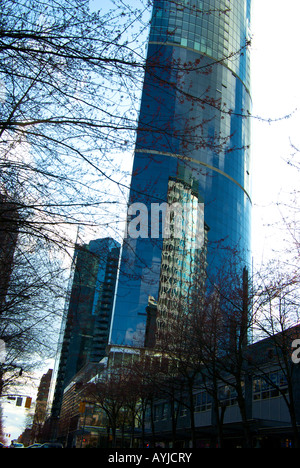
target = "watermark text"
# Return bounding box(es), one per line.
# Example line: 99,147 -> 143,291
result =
125,202 -> 204,249
291,339 -> 300,364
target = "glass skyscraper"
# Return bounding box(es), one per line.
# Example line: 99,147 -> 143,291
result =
110,0 -> 252,346
50,237 -> 120,423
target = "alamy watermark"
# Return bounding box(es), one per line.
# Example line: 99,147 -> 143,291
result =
291,339 -> 300,364
125,202 -> 205,249
0,339 -> 6,364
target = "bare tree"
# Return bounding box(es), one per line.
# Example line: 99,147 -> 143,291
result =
0,0 -> 153,248
153,246 -> 254,447
250,264 -> 300,447
0,0 -> 152,394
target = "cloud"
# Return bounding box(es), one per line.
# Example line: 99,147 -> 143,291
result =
125,322 -> 145,346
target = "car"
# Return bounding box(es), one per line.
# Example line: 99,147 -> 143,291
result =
26,443 -> 42,448
38,442 -> 63,448
9,442 -> 24,448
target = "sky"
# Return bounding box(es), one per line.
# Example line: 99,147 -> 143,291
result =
1,401 -> 31,444
2,0 -> 300,443
250,0 -> 300,268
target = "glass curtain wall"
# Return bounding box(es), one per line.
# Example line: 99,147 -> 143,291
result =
109,0 -> 252,346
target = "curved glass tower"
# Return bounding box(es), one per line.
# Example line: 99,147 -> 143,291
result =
110,0 -> 252,346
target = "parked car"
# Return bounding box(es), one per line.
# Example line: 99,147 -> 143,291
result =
26,443 -> 42,448
9,442 -> 24,448
38,442 -> 63,448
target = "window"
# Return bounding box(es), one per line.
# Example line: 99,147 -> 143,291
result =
219,384 -> 239,406
162,403 -> 168,419
154,405 -> 159,421
194,391 -> 212,412
180,405 -> 187,417
253,370 -> 288,401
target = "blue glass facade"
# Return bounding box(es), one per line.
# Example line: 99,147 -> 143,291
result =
110,0 -> 252,346
50,237 -> 120,420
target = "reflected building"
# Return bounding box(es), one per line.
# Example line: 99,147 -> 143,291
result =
109,0 -> 252,347
155,175 -> 209,341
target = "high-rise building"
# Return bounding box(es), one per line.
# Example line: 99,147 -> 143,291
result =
33,369 -> 53,428
49,237 -> 120,424
0,193 -> 19,307
109,0 -> 252,347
